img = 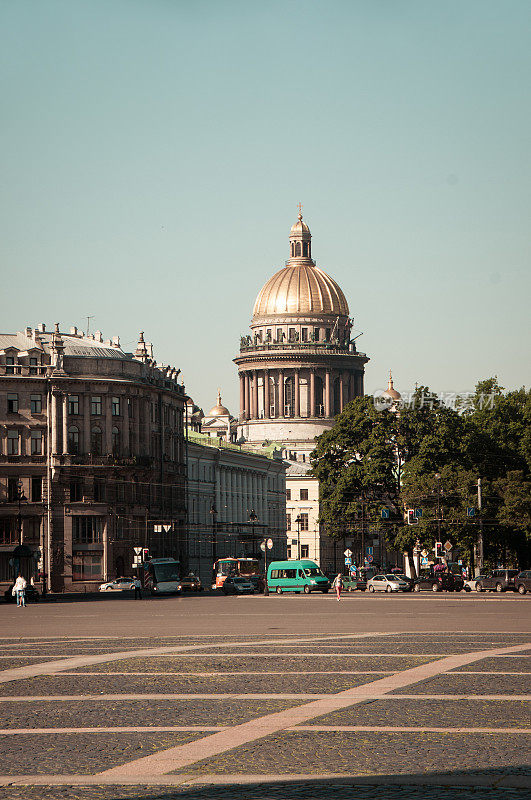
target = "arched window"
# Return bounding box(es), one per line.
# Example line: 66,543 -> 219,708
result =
91,426 -> 102,456
295,242 -> 301,256
303,242 -> 308,257
68,425 -> 79,454
112,426 -> 120,456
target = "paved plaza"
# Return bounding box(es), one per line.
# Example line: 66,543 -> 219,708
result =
0,593 -> 529,799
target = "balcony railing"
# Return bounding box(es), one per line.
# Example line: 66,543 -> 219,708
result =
238,340 -> 366,357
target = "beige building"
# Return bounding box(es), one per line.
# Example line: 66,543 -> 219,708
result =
234,213 -> 370,567
0,325 -> 186,593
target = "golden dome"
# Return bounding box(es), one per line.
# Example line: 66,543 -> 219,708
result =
253,263 -> 349,317
290,213 -> 311,236
208,389 -> 230,417
383,371 -> 401,400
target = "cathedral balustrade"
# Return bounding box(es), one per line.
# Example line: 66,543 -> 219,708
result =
238,341 -> 362,356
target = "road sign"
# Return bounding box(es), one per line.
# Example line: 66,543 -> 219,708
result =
345,557 -> 352,565
344,549 -> 352,558
366,555 -> 374,563
260,542 -> 266,552
421,557 -> 429,565
420,549 -> 428,557
415,508 -> 423,518
381,508 -> 390,519
350,565 -> 356,574
467,507 -> 475,517
366,546 -> 373,556
444,540 -> 452,551
133,547 -> 142,555
267,538 -> 273,550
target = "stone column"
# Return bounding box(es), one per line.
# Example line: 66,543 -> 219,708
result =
264,370 -> 270,418
123,395 -> 130,456
135,398 -> 141,455
83,394 -> 91,455
252,371 -> 259,420
339,373 -> 344,412
244,374 -> 250,420
62,394 -> 68,454
279,370 -> 285,417
220,468 -> 226,521
325,371 -> 331,417
51,392 -> 59,454
239,374 -> 245,420
309,370 -> 315,417
294,370 -> 300,417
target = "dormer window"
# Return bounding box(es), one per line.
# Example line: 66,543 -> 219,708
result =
5,356 -> 14,374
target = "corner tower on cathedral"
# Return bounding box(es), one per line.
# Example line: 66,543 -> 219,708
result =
234,212 -> 369,460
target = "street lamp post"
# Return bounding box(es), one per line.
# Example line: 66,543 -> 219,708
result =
209,503 -> 218,564
248,509 -> 257,554
16,480 -> 26,548
295,514 -> 302,560
435,473 -> 442,546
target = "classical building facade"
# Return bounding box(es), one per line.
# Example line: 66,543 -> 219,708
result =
234,214 -> 370,568
186,430 -> 286,586
0,324 -> 186,593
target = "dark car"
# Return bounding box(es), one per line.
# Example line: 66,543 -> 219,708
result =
413,570 -> 462,593
514,570 -> 531,595
4,583 -> 40,603
392,573 -> 415,592
247,575 -> 265,593
477,569 -> 519,592
222,576 -> 254,595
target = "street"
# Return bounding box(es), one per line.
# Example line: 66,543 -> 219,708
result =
0,593 -> 529,799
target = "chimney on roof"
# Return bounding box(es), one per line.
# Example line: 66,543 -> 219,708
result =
104,339 -> 111,346
111,335 -> 120,347
70,326 -> 78,336
25,327 -> 32,338
38,323 -> 45,333
94,330 -> 103,343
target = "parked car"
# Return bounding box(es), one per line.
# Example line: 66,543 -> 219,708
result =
514,570 -> 531,595
463,575 -> 489,592
222,576 -> 254,595
343,574 -> 367,592
98,577 -> 135,592
392,573 -> 415,592
247,575 -> 266,593
367,574 -> 410,593
179,575 -> 203,592
4,583 -> 40,603
413,570 -> 463,592
476,569 -> 519,592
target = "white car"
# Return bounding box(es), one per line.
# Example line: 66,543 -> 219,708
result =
463,575 -> 489,592
98,577 -> 135,592
367,574 -> 410,593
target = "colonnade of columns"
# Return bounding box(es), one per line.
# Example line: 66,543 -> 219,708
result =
217,466 -> 267,528
239,368 -> 363,421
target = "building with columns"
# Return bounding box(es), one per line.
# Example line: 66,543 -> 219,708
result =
186,429 -> 286,587
234,213 -> 370,568
0,324 -> 186,593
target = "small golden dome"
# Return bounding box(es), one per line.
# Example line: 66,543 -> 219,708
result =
383,371 -> 401,400
208,389 -> 230,417
290,213 -> 311,236
253,263 -> 349,317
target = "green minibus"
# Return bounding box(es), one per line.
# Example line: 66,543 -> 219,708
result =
267,560 -> 330,594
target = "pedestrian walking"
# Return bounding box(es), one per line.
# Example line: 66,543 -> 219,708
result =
13,574 -> 27,607
133,577 -> 143,599
332,572 -> 343,602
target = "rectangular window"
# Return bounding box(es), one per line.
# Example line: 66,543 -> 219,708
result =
299,513 -> 309,531
286,489 -> 291,500
31,478 -> 42,502
72,551 -> 103,581
0,518 -> 16,545
301,544 -> 309,558
266,329 -> 272,341
325,328 -> 331,341
313,327 -> 320,341
300,489 -> 308,501
30,430 -> 43,455
7,477 -> 19,502
70,481 -> 83,502
5,356 -> 15,374
26,516 -> 40,540
286,514 -> 291,530
72,516 -> 104,544
7,394 -> 18,413
94,480 -> 106,502
30,394 -> 42,414
112,396 -> 120,416
127,397 -> 134,418
91,396 -> 102,415
288,328 -> 296,342
276,328 -> 282,341
301,328 -> 308,342
29,357 -> 38,375
68,395 -> 79,415
285,548 -> 291,561
7,430 -> 19,455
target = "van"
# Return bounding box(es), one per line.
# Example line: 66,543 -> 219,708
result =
267,560 -> 330,594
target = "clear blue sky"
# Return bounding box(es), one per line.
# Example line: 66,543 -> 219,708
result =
1,0 -> 529,412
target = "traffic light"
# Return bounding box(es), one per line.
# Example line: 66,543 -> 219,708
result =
434,542 -> 443,558
142,548 -> 150,562
407,509 -> 418,525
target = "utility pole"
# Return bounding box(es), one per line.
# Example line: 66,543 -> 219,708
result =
477,477 -> 484,574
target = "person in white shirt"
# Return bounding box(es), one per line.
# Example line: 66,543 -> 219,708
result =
13,574 -> 27,607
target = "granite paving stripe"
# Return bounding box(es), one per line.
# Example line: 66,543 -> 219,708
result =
2,693 -> 530,702
61,671 -> 395,676
0,732 -> 204,775
292,725 -> 531,734
169,730 -> 531,775
0,726 -> 226,734
0,658 -> 73,669
305,698 -> 531,728
393,674 -> 531,696
0,673 -> 384,696
0,698 -> 300,729
65,655 -> 432,673
451,657 -> 531,672
99,641 -> 530,778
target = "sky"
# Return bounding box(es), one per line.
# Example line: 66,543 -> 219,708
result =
1,0 -> 530,413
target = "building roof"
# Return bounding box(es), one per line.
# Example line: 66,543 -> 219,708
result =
253,263 -> 349,318
207,390 -> 230,417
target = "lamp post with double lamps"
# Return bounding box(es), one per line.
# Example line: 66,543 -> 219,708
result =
295,514 -> 302,560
